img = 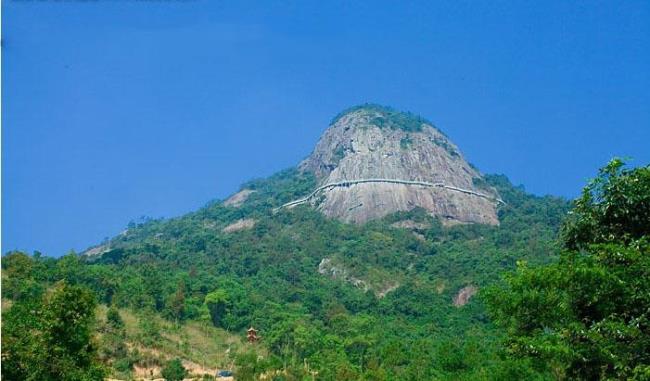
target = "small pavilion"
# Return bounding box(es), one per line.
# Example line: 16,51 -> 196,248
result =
247,327 -> 259,343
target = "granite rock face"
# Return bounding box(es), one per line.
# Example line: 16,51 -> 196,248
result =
299,106 -> 500,225
223,189 -> 255,207
453,285 -> 478,307
222,218 -> 257,233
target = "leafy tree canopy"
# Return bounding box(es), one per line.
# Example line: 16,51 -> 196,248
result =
2,164 -> 574,380
561,158 -> 650,250
2,281 -> 106,381
486,159 -> 650,380
161,358 -> 187,381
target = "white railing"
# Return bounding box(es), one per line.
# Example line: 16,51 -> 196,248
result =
274,178 -> 505,211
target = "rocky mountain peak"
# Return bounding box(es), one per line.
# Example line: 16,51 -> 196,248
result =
297,104 -> 501,225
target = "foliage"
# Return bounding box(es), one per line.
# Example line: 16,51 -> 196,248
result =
2,164 -> 574,379
1,251 -> 45,301
399,135 -> 413,150
138,310 -> 162,346
161,358 -> 187,381
234,350 -> 270,381
330,103 -> 437,133
1,281 -> 106,381
106,306 -> 124,329
561,158 -> 650,250
431,136 -> 459,157
333,144 -> 347,162
204,289 -> 230,328
486,159 -> 650,380
166,280 -> 186,323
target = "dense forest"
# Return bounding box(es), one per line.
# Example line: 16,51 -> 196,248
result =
2,159 -> 648,380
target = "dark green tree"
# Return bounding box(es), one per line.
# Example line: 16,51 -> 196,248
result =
1,251 -> 43,301
106,306 -> 124,329
561,158 -> 650,250
161,358 -> 187,381
166,280 -> 186,324
234,350 -> 268,381
55,252 -> 85,284
204,289 -> 229,328
2,281 -> 106,381
137,311 -> 161,346
486,160 -> 650,380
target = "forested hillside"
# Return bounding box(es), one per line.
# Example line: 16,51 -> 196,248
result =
2,166 -> 571,380
2,101 -> 647,380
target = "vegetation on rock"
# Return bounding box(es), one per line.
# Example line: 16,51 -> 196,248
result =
329,103 -> 435,133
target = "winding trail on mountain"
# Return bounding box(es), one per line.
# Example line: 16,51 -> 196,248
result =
275,178 -> 506,211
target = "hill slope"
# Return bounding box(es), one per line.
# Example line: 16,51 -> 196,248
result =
6,105 -> 570,380
78,168 -> 567,379
73,103 -> 569,378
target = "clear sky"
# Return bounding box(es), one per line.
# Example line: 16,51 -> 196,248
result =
2,1 -> 649,257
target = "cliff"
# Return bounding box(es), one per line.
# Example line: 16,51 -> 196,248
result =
297,105 -> 500,225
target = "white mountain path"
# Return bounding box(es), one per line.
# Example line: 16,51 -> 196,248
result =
273,178 -> 506,212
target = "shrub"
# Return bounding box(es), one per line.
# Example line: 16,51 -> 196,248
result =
107,306 -> 124,329
161,358 -> 187,381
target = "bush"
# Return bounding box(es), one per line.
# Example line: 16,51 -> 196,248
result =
330,103 -> 435,133
107,306 -> 124,329
138,312 -> 161,345
161,358 -> 187,381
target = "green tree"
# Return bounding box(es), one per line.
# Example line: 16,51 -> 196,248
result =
2,281 -> 106,381
561,158 -> 650,250
138,311 -> 161,346
234,350 -> 268,381
1,251 -> 43,301
106,306 -> 124,329
486,160 -> 650,380
55,252 -> 85,284
204,289 -> 230,328
161,358 -> 187,381
167,280 -> 186,324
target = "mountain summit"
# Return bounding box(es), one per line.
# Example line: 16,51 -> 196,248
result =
296,104 -> 501,225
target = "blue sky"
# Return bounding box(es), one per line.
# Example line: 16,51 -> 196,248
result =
3,1 -> 649,256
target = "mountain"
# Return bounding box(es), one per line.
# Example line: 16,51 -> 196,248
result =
11,105 -> 570,380
298,104 -> 501,225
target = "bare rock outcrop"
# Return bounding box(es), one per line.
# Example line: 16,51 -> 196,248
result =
453,285 -> 478,307
318,257 -> 399,297
390,220 -> 431,230
222,218 -> 256,233
223,189 -> 255,207
83,243 -> 111,257
298,105 -> 500,225
318,258 -> 370,292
